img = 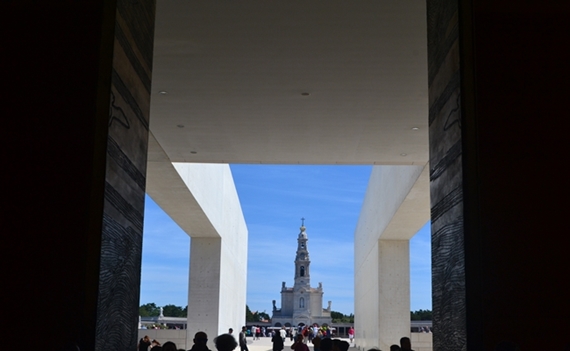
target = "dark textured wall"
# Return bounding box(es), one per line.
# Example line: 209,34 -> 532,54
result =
3,1 -> 154,350
428,1 -> 570,350
427,1 -> 466,350
96,1 -> 155,350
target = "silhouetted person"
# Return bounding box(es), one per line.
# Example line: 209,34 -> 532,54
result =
139,335 -> 152,351
215,334 -> 238,351
190,332 -> 211,351
163,341 -> 177,351
291,334 -> 309,351
390,345 -> 401,351
312,331 -> 322,351
399,337 -> 413,351
332,339 -> 342,351
272,329 -> 284,351
320,338 -> 333,351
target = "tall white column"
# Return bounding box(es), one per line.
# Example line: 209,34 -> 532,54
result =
187,237 -> 222,349
377,240 -> 410,350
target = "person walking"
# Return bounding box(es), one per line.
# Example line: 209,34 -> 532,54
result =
239,327 -> 249,351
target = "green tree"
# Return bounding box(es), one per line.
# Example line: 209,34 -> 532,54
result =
330,311 -> 354,323
139,303 -> 160,317
330,311 -> 343,322
246,305 -> 255,322
410,309 -> 432,320
163,304 -> 186,317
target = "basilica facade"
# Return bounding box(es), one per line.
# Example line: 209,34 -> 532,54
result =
271,222 -> 332,327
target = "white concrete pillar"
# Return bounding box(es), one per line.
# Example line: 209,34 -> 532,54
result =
378,240 -> 410,350
354,165 -> 429,351
187,237 -> 222,350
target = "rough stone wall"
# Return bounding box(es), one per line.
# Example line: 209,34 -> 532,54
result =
426,1 -> 466,350
96,0 -> 155,350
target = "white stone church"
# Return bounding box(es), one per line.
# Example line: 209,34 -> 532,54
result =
271,222 -> 332,327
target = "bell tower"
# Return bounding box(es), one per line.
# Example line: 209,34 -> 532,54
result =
273,219 -> 332,327
294,218 -> 311,287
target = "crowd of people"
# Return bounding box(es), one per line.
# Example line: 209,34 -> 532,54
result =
138,330 -> 237,351
281,329 -> 414,351
138,326 -> 418,351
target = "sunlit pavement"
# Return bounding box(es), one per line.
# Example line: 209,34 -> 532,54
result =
244,337 -> 358,351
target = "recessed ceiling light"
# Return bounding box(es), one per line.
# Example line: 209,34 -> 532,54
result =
301,92 -> 310,96
400,153 -> 408,156
159,91 -> 167,95
177,124 -> 184,128
412,127 -> 419,130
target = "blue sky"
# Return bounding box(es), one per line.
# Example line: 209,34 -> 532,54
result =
140,165 -> 431,316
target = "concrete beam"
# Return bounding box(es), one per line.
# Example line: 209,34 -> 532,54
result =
146,132 -> 219,238
146,133 -> 248,343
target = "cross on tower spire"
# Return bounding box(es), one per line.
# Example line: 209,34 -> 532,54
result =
301,217 -> 305,226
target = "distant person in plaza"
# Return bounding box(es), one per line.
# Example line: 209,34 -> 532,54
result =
272,328 -> 285,351
151,339 -> 161,348
280,327 -> 287,341
189,332 -> 211,351
291,334 -> 310,351
139,335 -> 151,351
348,327 -> 355,344
399,337 -> 413,351
239,326 -> 249,351
215,334 -> 238,351
229,328 -> 234,335
301,326 -> 309,343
